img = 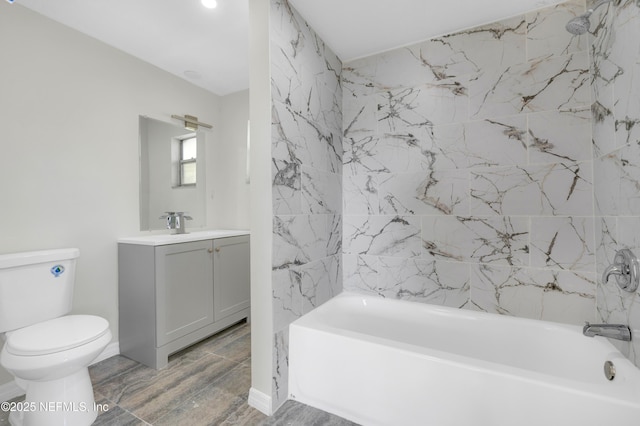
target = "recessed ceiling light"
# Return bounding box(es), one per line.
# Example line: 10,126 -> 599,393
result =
201,0 -> 217,9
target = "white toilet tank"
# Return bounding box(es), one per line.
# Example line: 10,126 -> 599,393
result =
0,248 -> 79,333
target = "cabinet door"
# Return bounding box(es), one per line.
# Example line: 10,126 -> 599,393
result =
156,240 -> 214,346
213,236 -> 250,321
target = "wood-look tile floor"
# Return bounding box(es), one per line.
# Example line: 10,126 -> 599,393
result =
0,320 -> 357,426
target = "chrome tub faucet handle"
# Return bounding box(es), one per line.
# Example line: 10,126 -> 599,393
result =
602,248 -> 640,293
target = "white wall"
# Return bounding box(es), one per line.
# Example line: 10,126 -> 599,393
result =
0,3 -> 249,387
211,90 -> 251,229
248,0 -> 274,415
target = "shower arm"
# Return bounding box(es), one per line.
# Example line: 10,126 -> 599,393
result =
587,0 -> 612,15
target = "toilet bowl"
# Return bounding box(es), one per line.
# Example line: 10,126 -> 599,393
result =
1,315 -> 111,426
0,249 -> 112,426
2,315 -> 111,380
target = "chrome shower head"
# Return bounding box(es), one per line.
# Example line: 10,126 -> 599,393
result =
565,0 -> 614,35
565,13 -> 592,35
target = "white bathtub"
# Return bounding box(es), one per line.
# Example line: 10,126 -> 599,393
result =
288,292 -> 640,426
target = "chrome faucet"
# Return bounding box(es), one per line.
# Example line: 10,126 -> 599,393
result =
602,248 -> 640,292
159,211 -> 192,234
583,322 -> 632,341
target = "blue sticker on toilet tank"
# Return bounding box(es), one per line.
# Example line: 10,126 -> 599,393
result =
50,265 -> 65,277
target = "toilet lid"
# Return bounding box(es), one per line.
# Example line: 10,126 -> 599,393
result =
6,315 -> 109,356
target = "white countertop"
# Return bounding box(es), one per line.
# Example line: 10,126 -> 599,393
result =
118,230 -> 250,246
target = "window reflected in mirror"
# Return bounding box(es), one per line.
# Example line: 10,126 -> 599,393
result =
173,135 -> 197,187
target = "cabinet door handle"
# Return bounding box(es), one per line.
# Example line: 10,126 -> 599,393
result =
215,248 -> 221,253
208,248 -> 213,253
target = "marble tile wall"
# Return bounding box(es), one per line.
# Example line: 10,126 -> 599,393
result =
342,0 -> 600,326
270,0 -> 343,408
591,0 -> 640,366
267,0 -> 640,406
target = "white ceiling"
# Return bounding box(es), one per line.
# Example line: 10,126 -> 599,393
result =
17,0 -> 250,96
16,0 -> 567,96
289,0 -> 567,61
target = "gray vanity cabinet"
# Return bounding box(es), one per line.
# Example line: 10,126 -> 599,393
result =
118,234 -> 250,369
213,236 -> 250,321
156,240 -> 214,347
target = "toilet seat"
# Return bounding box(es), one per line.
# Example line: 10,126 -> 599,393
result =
6,315 -> 109,356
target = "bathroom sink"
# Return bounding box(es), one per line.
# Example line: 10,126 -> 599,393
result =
118,230 -> 250,246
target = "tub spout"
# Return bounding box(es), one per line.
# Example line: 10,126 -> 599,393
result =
583,322 -> 631,341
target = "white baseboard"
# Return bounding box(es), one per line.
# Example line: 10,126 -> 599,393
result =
248,387 -> 272,416
0,341 -> 120,402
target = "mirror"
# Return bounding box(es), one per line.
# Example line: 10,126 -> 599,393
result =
139,116 -> 207,231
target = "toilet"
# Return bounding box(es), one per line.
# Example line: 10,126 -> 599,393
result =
0,248 -> 112,426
